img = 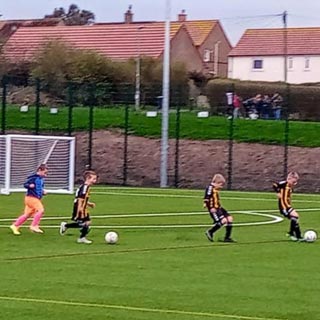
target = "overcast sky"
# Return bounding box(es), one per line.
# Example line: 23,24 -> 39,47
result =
1,0 -> 320,45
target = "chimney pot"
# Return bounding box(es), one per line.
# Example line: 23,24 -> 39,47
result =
178,9 -> 187,22
124,5 -> 133,24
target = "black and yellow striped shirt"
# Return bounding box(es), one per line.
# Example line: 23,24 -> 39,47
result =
273,180 -> 292,211
204,183 -> 221,210
72,183 -> 91,220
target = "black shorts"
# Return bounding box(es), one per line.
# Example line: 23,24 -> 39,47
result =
209,207 -> 230,223
72,215 -> 91,224
279,206 -> 294,218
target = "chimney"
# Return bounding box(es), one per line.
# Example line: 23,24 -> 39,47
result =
124,5 -> 133,24
178,9 -> 187,22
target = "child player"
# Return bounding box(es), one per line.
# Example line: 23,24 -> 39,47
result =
10,164 -> 48,235
59,170 -> 97,244
273,171 -> 304,241
204,173 -> 235,242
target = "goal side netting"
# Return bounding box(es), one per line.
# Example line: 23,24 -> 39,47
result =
0,134 -> 75,194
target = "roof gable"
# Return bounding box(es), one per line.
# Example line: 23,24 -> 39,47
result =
229,27 -> 320,56
172,20 -> 218,46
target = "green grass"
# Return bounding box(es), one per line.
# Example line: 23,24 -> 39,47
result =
2,105 -> 320,147
0,187 -> 320,320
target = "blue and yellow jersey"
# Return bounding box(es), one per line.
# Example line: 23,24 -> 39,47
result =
23,174 -> 45,199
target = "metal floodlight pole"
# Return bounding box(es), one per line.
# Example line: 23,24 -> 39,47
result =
283,10 -> 289,178
160,0 -> 171,188
283,11 -> 288,83
135,26 -> 143,110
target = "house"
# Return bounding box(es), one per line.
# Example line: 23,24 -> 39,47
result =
0,18 -> 64,44
170,10 -> 232,76
3,8 -> 231,76
228,27 -> 320,84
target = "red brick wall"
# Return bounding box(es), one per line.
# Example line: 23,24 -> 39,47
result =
199,23 -> 232,77
169,27 -> 203,72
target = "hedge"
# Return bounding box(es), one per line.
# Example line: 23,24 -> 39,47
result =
205,78 -> 320,120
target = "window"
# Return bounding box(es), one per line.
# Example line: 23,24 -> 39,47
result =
304,57 -> 310,70
253,59 -> 263,70
288,57 -> 293,70
203,49 -> 212,62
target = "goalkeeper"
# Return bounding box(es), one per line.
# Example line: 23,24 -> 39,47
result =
10,164 -> 48,235
59,170 -> 97,244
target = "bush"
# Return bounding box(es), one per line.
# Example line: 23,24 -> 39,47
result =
29,40 -> 189,106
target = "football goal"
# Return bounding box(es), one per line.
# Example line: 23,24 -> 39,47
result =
0,134 -> 75,194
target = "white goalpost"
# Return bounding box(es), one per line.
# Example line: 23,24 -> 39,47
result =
0,134 -> 75,195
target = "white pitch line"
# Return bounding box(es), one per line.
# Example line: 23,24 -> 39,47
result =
92,191 -> 320,203
0,295 -> 287,320
0,210 -> 284,229
93,186 -> 319,198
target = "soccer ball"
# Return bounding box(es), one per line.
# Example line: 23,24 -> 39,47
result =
105,231 -> 119,244
303,230 -> 317,243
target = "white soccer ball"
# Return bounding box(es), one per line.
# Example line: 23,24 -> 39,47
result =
303,230 -> 317,243
105,231 -> 119,244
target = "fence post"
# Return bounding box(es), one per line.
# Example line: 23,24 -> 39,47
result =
87,83 -> 95,170
67,82 -> 74,137
227,84 -> 235,190
1,76 -> 7,135
174,102 -> 181,188
123,104 -> 129,186
283,83 -> 290,177
34,78 -> 41,135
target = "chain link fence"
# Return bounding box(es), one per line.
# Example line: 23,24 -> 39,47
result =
1,76 -> 319,192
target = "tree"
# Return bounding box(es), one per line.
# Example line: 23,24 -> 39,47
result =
45,4 -> 95,26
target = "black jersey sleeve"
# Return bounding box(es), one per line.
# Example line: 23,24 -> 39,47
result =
273,180 -> 286,193
204,185 -> 213,201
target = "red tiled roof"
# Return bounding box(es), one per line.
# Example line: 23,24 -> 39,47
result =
229,28 -> 320,57
172,20 -> 218,46
4,23 -> 185,62
0,22 -> 6,31
4,20 -> 219,62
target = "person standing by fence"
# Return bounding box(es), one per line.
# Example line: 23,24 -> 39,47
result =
271,92 -> 283,120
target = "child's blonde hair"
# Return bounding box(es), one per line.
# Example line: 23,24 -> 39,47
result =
287,171 -> 299,180
212,173 -> 226,184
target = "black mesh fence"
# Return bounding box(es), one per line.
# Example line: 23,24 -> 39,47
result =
1,76 -> 319,192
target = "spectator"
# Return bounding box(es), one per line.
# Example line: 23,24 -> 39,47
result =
254,94 -> 263,118
243,97 -> 255,118
271,92 -> 283,120
233,93 -> 242,119
261,94 -> 272,119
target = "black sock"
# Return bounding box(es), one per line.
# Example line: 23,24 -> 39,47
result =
80,225 -> 90,238
65,222 -> 79,228
225,224 -> 232,239
289,219 -> 296,235
209,223 -> 221,234
295,222 -> 302,239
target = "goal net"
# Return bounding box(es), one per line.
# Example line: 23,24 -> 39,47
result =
0,134 -> 75,194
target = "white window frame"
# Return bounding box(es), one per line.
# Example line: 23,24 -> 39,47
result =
252,58 -> 264,71
203,49 -> 212,62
